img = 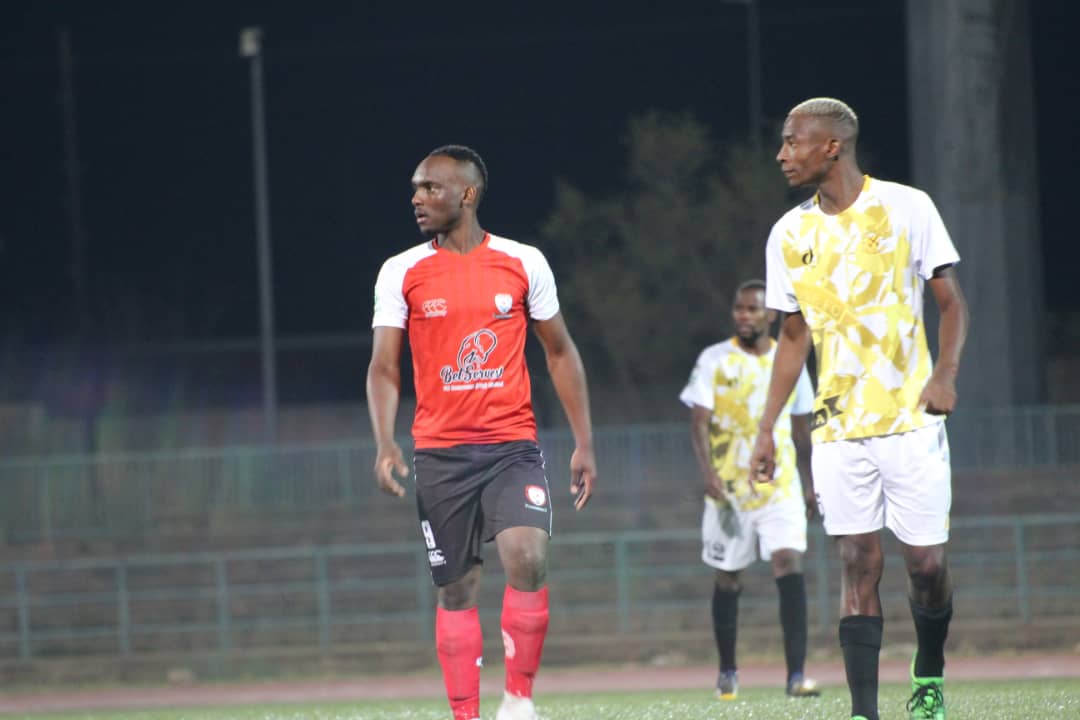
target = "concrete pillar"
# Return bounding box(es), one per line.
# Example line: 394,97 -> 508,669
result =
907,0 -> 1044,407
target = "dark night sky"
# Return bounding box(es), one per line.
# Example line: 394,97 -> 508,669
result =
1,1 -> 1077,347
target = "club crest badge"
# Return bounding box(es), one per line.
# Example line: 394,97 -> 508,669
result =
525,485 -> 547,507
493,293 -> 513,319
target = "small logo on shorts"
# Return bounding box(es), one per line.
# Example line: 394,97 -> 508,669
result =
525,485 -> 548,509
428,549 -> 446,567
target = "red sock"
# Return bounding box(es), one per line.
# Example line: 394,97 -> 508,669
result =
435,606 -> 483,720
501,585 -> 550,699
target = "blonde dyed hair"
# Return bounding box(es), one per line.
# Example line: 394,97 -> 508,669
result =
788,97 -> 859,142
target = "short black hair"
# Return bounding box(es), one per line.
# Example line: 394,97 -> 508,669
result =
736,278 -> 766,296
427,144 -> 488,204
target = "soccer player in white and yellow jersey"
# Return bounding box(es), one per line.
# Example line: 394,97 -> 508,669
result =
751,99 -> 969,720
680,280 -> 820,701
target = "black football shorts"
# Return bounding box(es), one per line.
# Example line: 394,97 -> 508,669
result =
413,440 -> 552,587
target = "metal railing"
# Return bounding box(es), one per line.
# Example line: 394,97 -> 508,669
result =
0,514 -> 1076,661
2,407 -> 1079,545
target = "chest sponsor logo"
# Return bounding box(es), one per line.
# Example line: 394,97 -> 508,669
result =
440,329 -> 506,391
493,293 -> 513,319
422,298 -> 448,318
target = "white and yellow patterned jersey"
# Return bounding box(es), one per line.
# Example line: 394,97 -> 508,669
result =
765,176 -> 960,443
680,338 -> 814,512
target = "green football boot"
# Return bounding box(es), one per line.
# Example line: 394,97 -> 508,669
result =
906,651 -> 946,719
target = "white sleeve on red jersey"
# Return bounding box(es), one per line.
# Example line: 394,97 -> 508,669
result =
372,243 -> 436,329
489,236 -> 560,321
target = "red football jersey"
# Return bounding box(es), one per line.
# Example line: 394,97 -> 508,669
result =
372,233 -> 560,449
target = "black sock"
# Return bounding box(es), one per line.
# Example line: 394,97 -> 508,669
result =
910,596 -> 952,678
776,573 -> 807,680
839,614 -> 882,720
711,586 -> 739,672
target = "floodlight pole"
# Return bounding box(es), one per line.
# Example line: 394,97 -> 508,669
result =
723,0 -> 763,151
240,27 -> 278,444
746,0 -> 762,152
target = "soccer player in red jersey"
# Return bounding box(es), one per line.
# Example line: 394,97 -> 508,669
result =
367,145 -> 597,720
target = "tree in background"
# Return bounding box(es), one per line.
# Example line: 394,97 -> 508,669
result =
540,111 -> 793,419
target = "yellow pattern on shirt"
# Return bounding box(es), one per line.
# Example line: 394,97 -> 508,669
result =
707,340 -> 801,512
777,177 -> 937,442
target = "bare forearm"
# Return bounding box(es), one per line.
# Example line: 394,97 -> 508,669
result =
366,363 -> 401,449
791,413 -> 814,491
796,449 -> 813,493
689,416 -> 713,481
927,268 -> 968,381
547,344 -> 593,450
935,296 -> 969,380
761,318 -> 811,431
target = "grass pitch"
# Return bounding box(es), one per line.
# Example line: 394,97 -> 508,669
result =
17,679 -> 1080,720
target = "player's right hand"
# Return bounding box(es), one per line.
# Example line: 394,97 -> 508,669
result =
704,471 -> 724,501
749,429 -> 777,485
373,442 -> 409,498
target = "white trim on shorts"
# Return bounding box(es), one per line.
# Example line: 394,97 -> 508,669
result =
811,421 -> 951,546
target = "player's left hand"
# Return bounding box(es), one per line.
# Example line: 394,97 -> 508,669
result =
918,372 -> 958,415
569,445 -> 597,511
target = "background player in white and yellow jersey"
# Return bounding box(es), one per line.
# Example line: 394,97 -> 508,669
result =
750,98 -> 969,720
680,279 -> 820,701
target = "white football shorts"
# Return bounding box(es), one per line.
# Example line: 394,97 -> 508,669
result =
812,421 -> 952,546
701,494 -> 808,572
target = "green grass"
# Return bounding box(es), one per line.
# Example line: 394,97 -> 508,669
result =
18,680 -> 1080,720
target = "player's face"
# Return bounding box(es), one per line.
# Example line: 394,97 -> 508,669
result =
411,155 -> 468,238
777,114 -> 835,188
732,288 -> 769,343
